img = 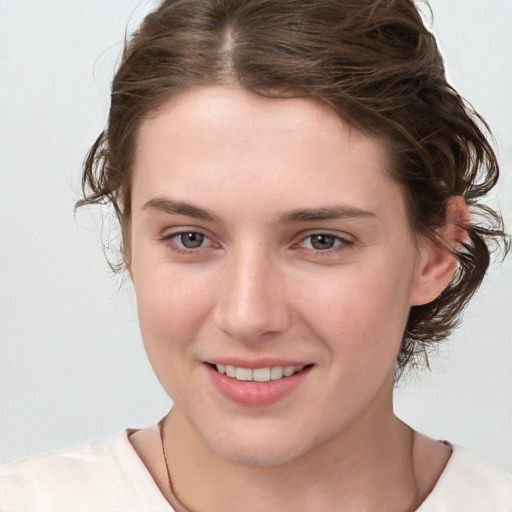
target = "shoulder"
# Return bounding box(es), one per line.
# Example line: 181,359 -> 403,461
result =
0,429 -> 169,512
418,445 -> 512,512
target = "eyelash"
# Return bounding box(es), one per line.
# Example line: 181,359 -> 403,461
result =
295,232 -> 355,257
161,231 -> 216,255
160,230 -> 355,257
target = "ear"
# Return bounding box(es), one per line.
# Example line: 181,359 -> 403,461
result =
410,196 -> 470,306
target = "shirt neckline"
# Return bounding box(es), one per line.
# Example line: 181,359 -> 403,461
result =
111,427 -> 510,512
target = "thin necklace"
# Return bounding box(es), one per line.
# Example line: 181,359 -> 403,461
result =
159,416 -> 423,512
159,416 -> 196,512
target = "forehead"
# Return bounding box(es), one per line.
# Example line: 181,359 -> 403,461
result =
138,86 -> 383,163
132,86 -> 405,224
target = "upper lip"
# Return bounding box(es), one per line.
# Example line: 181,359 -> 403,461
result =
204,358 -> 312,369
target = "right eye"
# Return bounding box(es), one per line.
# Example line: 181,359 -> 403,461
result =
160,229 -> 219,259
173,231 -> 208,249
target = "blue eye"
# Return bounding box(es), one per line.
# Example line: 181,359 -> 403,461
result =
303,234 -> 342,251
174,232 -> 207,249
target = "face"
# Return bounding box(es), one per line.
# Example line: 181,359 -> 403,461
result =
129,86 -> 426,466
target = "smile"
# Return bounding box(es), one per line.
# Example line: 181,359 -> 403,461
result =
214,364 -> 306,382
207,362 -> 313,406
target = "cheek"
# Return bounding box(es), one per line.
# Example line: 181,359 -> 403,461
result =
134,264 -> 213,354
292,255 -> 415,361
133,267 -> 217,401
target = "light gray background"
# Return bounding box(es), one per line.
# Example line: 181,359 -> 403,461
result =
1,1 -> 511,469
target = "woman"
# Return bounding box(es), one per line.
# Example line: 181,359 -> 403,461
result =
1,0 -> 510,510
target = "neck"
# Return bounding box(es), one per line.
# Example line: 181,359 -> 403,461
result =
162,402 -> 423,512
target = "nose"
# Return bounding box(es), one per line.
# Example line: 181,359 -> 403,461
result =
213,245 -> 290,342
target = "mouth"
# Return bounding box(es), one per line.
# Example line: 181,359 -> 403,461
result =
205,361 -> 313,406
208,363 -> 312,382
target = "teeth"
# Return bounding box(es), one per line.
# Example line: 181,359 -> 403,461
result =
253,368 -> 271,382
235,367 -> 253,381
214,364 -> 306,382
270,366 -> 283,380
283,366 -> 296,377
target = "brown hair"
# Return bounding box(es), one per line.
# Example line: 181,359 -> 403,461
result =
77,0 -> 509,376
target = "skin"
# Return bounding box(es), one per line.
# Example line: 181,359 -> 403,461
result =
128,86 -> 458,511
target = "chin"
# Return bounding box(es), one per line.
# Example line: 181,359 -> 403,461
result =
215,439 -> 308,467
199,421 -> 319,468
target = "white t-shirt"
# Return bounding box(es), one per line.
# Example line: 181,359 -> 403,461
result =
1,429 -> 511,512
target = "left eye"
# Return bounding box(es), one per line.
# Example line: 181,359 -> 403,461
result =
301,234 -> 343,251
174,232 -> 208,249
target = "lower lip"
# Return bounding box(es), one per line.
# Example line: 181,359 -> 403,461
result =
206,365 -> 311,407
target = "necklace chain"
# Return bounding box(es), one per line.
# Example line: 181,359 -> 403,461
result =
159,416 -> 196,512
159,416 -> 424,512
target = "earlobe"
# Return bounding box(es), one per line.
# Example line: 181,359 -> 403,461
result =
410,196 -> 470,306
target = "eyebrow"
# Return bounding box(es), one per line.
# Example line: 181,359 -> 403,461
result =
143,197 -> 376,225
142,197 -> 221,223
278,206 -> 377,224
